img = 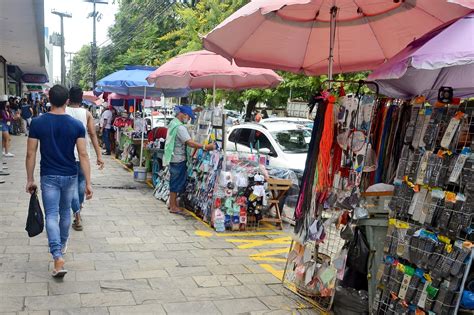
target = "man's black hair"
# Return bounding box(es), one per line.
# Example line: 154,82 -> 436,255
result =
69,86 -> 83,104
49,85 -> 69,107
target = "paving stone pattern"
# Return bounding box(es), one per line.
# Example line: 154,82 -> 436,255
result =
0,136 -> 318,314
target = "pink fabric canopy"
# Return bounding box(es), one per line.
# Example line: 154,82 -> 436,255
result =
83,91 -> 103,106
146,50 -> 282,90
203,0 -> 472,76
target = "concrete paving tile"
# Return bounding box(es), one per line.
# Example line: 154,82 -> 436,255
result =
164,242 -> 204,251
122,269 -> 168,279
0,253 -> 29,261
49,281 -> 101,295
181,286 -> 233,301
137,258 -> 179,269
93,259 -> 139,271
89,243 -> 131,252
128,243 -> 166,251
153,250 -> 194,259
114,251 -> 156,260
132,289 -> 187,304
109,304 -> 166,315
226,285 -> 279,298
216,256 -> 254,265
80,292 -> 136,307
176,256 -> 220,267
165,266 -> 212,277
26,271 -> 77,283
17,311 -> 51,315
1,260 -> 49,272
106,237 -> 143,244
0,282 -> 47,296
0,271 -> 26,283
76,270 -> 124,282
148,276 -> 198,290
258,295 -> 309,311
234,273 -> 282,285
25,294 -> 81,310
0,296 -> 25,312
193,275 -> 241,287
208,264 -> 252,275
99,279 -> 151,292
50,307 -> 109,315
73,252 -> 116,261
4,245 -> 49,254
189,249 -> 231,257
163,301 -> 220,315
214,297 -> 270,314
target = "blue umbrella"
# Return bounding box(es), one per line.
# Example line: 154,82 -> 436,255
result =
96,65 -> 191,98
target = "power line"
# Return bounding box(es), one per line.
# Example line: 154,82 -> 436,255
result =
98,1 -> 176,61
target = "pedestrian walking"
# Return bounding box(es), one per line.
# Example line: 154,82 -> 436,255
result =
1,97 -> 14,157
25,85 -> 93,278
164,106 -> 215,215
100,105 -> 114,155
66,86 -> 104,231
20,98 -> 33,136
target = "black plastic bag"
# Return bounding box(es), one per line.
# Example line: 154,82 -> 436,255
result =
25,191 -> 44,237
346,227 -> 370,274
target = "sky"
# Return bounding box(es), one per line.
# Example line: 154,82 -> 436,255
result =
44,0 -> 119,82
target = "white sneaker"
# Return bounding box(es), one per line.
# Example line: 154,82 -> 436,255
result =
4,153 -> 14,157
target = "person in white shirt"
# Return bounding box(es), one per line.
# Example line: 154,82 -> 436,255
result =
100,105 -> 113,155
66,87 -> 104,232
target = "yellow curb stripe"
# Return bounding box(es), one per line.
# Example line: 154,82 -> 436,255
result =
251,257 -> 287,262
250,248 -> 289,257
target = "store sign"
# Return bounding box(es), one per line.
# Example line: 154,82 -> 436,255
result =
25,85 -> 44,92
22,74 -> 48,84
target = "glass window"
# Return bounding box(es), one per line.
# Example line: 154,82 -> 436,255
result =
236,128 -> 253,147
271,129 -> 310,153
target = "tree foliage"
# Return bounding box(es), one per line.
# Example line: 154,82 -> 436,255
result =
71,0 -> 367,107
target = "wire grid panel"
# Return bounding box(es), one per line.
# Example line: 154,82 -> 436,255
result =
282,212 -> 346,311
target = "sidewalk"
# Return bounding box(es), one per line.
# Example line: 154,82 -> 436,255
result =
0,135 -> 318,315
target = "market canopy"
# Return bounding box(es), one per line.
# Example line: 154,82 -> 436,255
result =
203,0 -> 472,77
146,50 -> 283,90
368,12 -> 474,101
96,65 -> 191,98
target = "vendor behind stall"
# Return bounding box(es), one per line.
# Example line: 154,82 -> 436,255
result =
164,106 -> 215,215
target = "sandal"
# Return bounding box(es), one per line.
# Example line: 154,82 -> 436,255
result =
52,269 -> 68,278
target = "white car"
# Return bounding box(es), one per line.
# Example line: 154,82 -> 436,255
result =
261,117 -> 313,125
226,122 -> 311,172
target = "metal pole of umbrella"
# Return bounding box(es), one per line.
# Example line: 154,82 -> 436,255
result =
328,6 -> 338,85
213,78 -> 216,107
139,86 -> 147,167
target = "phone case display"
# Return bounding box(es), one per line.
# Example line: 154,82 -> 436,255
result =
373,100 -> 474,315
283,81 -> 379,311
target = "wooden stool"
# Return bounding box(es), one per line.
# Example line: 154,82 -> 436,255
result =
259,178 -> 293,230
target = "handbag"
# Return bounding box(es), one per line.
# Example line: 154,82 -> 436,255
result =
25,189 -> 44,237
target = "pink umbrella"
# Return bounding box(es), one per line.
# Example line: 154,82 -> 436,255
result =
83,91 -> 103,106
146,50 -> 282,92
203,0 -> 472,79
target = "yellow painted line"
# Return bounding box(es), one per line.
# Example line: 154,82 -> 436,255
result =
194,230 -> 286,237
226,237 -> 291,249
259,263 -> 284,280
251,248 -> 289,257
251,257 -> 287,262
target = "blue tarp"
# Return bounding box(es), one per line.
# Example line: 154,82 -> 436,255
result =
96,65 -> 191,98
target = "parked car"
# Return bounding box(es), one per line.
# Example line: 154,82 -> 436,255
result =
261,117 -> 313,125
226,122 -> 311,173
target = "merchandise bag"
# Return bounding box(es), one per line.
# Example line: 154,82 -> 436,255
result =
346,227 -> 370,274
25,190 -> 44,237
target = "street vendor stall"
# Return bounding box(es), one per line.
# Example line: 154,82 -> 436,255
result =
147,50 -> 289,231
202,0 -> 474,312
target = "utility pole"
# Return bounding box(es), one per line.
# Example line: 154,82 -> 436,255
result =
65,52 -> 77,87
51,10 -> 72,86
85,0 -> 107,89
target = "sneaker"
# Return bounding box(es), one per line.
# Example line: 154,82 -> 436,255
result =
72,213 -> 83,231
61,239 -> 69,255
3,153 -> 14,157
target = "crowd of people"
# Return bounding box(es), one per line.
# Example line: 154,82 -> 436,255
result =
1,95 -> 50,157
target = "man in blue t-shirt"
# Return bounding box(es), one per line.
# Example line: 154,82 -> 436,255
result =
26,85 -> 93,278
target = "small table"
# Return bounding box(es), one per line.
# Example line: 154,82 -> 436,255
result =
259,177 -> 293,230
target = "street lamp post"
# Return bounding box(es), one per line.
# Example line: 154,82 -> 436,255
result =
51,10 -> 72,86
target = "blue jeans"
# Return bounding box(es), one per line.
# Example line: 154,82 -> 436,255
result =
71,162 -> 85,214
102,128 -> 111,154
41,175 -> 77,260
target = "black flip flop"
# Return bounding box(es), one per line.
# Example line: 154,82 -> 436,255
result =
52,269 -> 68,278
